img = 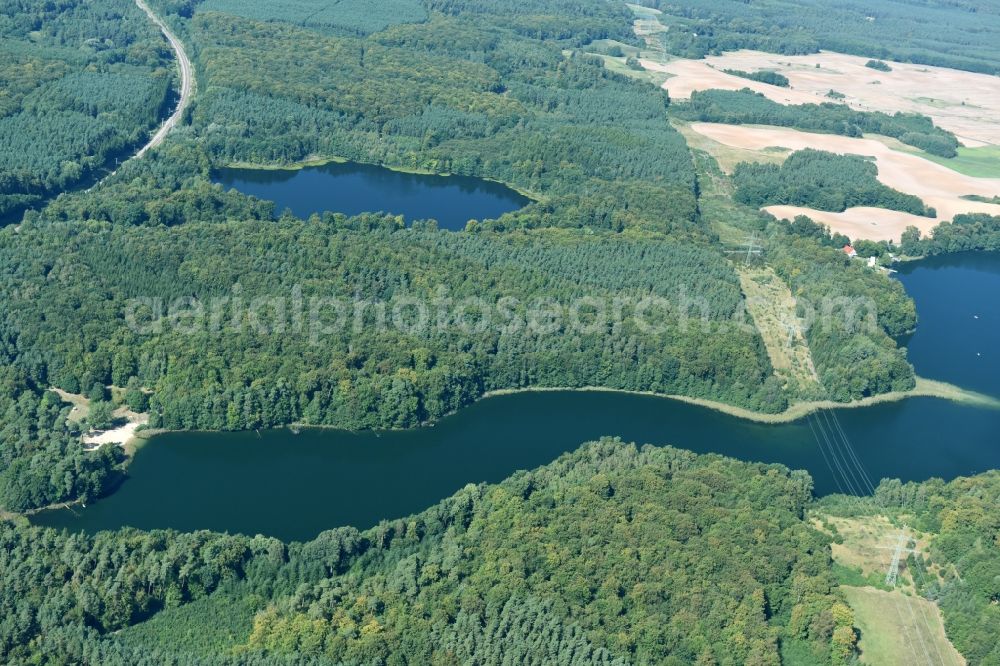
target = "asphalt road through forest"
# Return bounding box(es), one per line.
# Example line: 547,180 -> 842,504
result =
133,0 -> 194,160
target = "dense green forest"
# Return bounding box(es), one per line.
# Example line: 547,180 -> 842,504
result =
0,367 -> 122,513
2,0 -> 917,442
673,89 -> 960,158
900,214 -> 1000,257
152,0 -> 700,235
635,0 -> 1000,75
0,218 -> 783,436
0,0 -> 922,452
0,0 -> 174,220
820,471 -> 1000,665
0,0 -> 921,522
733,149 -> 934,217
0,519 -> 282,662
197,0 -> 427,35
1,440 -> 856,665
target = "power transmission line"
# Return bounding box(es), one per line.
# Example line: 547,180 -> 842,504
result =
804,408 -> 949,664
832,409 -> 947,663
877,528 -> 918,587
723,232 -> 763,266
728,224 -> 953,663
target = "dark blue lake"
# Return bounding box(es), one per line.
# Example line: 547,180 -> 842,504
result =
895,252 -> 1000,396
213,161 -> 531,230
34,253 -> 1000,541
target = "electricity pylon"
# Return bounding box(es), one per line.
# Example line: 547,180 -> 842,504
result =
724,232 -> 763,266
878,527 -> 918,587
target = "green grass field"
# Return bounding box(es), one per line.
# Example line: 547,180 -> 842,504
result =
842,586 -> 965,666
571,43 -> 672,86
626,2 -> 662,20
586,39 -> 645,58
929,144 -> 1000,178
599,54 -> 670,85
871,136 -> 1000,178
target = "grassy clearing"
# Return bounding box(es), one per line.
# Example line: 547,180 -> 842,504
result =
577,36 -> 672,85
842,586 -> 965,666
703,194 -> 756,247
628,2 -> 671,67
816,516 -> 966,664
689,156 -> 759,246
628,4 -> 667,43
633,18 -> 666,43
738,267 -> 823,397
626,2 -> 661,19
676,127 -> 771,245
817,514 -> 952,592
586,38 -> 645,58
674,120 -> 789,173
585,51 -> 670,86
48,387 -> 89,422
908,96 -> 954,110
927,144 -> 1000,178
816,515 -> 923,589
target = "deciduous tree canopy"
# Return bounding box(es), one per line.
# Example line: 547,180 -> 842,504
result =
733,149 -> 934,217
2,440 -> 854,665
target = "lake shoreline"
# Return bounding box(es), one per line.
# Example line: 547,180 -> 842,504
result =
0,426 -> 166,521
32,375 -> 1000,538
219,155 -> 543,202
272,375 -> 996,435
481,376 -> 998,424
74,376 -> 992,447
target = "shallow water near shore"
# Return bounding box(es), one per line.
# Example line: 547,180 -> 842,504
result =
34,253 -> 1000,542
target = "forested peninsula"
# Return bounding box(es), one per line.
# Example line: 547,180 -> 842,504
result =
4,0 -> 920,437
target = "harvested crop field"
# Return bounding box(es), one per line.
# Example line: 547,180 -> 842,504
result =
762,206 -> 936,243
642,57 -> 819,105
689,123 -> 1000,241
648,49 -> 1000,148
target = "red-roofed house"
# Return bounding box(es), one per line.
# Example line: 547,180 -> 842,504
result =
843,245 -> 858,258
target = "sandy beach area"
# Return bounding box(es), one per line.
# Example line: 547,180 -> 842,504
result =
82,414 -> 150,450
